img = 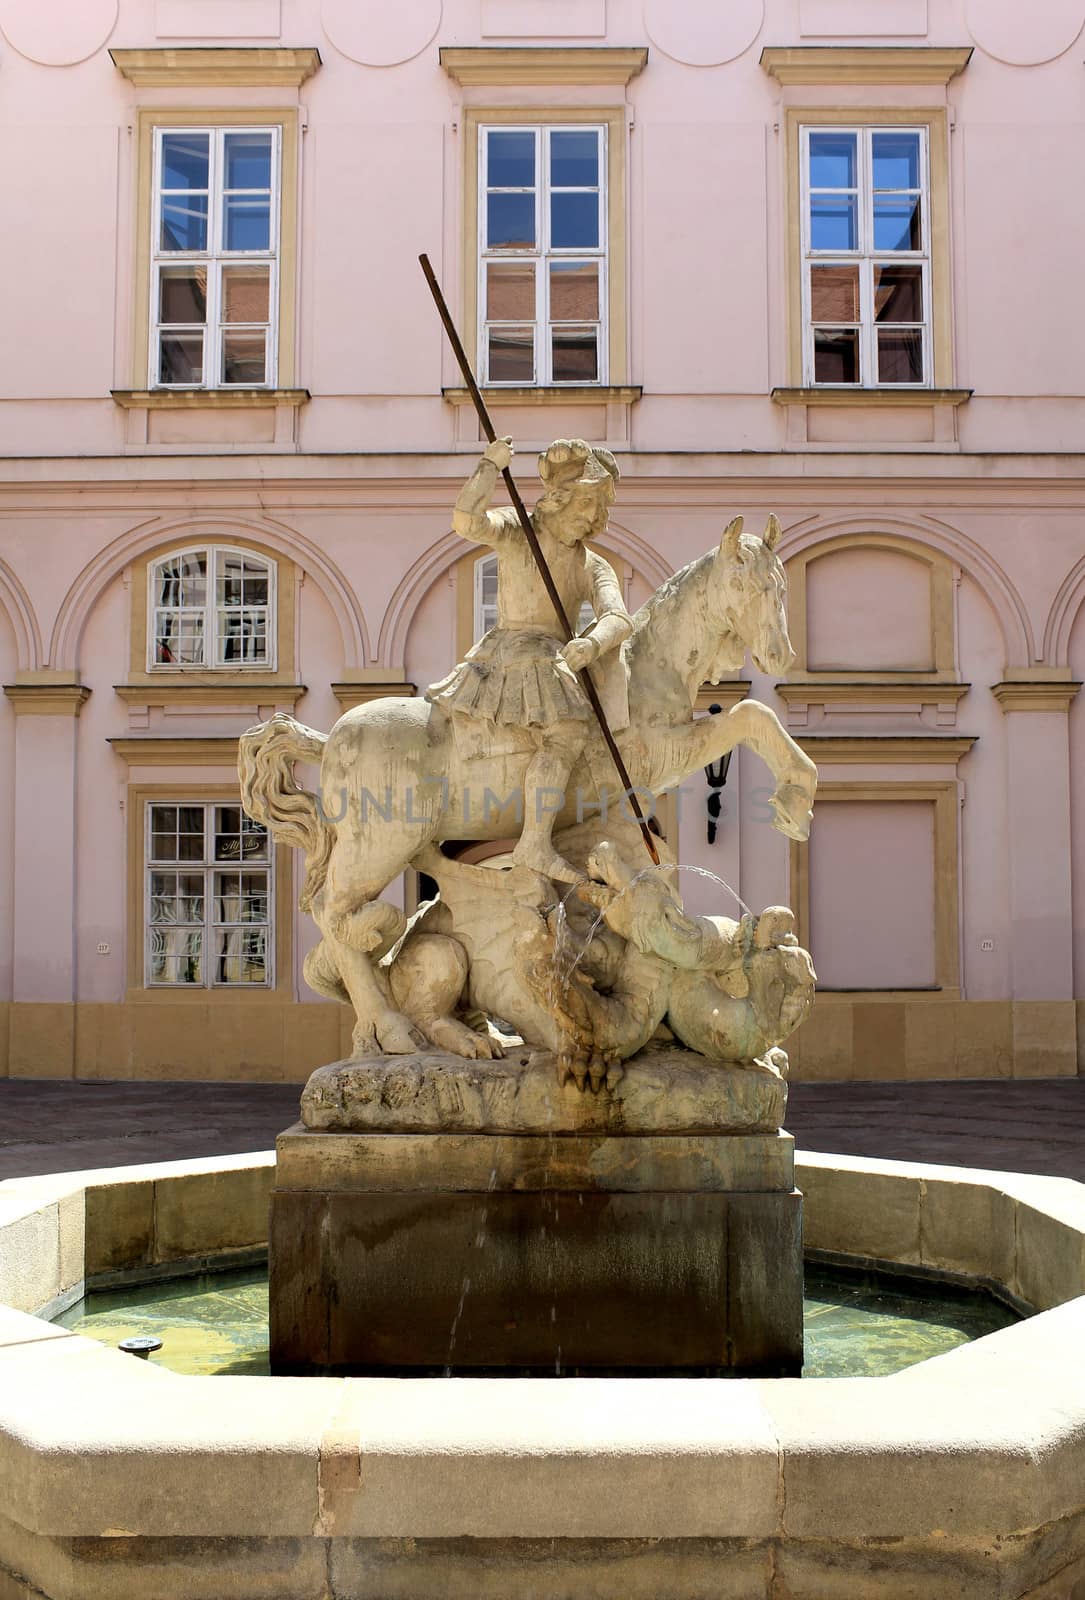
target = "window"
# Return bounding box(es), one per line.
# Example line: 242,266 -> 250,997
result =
473,551 -> 593,641
145,802 -> 273,987
151,126 -> 279,388
479,125 -> 607,386
149,545 -> 274,669
801,127 -> 930,388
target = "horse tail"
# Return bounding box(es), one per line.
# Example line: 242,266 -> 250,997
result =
238,712 -> 333,912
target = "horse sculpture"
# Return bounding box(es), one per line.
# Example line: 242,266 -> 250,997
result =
239,516 -> 817,1056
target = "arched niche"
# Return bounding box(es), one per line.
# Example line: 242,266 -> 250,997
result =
786,534 -> 957,681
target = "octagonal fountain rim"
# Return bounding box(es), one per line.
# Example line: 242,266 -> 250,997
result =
1,1148 -> 1084,1598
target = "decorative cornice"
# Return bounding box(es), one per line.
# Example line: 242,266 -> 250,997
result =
442,385 -> 642,408
4,683 -> 90,717
776,681 -> 970,706
114,682 -> 306,708
109,47 -> 322,87
695,682 -> 750,713
797,735 -> 977,764
439,46 -> 649,87
109,737 -> 239,767
759,46 -> 973,86
111,389 -> 310,411
332,681 -> 417,711
991,681 -> 1082,713
772,388 -> 972,409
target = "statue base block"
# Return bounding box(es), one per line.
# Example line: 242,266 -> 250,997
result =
270,1053 -> 803,1377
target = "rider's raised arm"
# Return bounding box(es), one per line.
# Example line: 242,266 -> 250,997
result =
451,437 -> 515,547
584,552 -> 633,657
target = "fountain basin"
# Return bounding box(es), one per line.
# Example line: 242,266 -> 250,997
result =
1,1150 -> 1083,1598
55,1259 -> 1020,1379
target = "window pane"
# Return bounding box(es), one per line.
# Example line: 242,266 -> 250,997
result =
872,132 -> 920,191
809,194 -> 857,251
486,262 -> 535,321
476,554 -> 499,636
874,263 -> 923,323
161,132 -> 209,192
550,192 -> 599,249
813,328 -> 860,384
154,610 -> 205,665
149,806 -> 179,860
217,554 -> 269,606
148,927 -> 203,985
178,805 -> 207,860
150,871 -> 205,925
552,327 -> 598,383
809,264 -> 859,323
487,130 -> 535,188
154,552 -> 206,607
213,870 -> 269,924
218,608 -> 268,663
223,197 -> 271,251
221,266 -> 270,323
487,192 -> 535,250
159,267 -> 207,325
550,261 -> 599,322
215,807 -> 268,862
487,326 -> 534,382
158,332 -> 204,384
224,132 -> 272,191
214,927 -> 267,985
878,328 -> 924,383
222,329 -> 266,385
160,197 -> 208,253
873,196 -> 922,252
549,130 -> 599,188
808,132 -> 856,189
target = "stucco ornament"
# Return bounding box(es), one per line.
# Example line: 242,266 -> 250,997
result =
239,437 -> 817,1090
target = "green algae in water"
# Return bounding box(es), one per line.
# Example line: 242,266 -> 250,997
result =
54,1268 -> 272,1376
802,1264 -> 1018,1377
53,1264 -> 1019,1379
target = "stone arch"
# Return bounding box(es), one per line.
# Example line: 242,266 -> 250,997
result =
781,514 -> 1035,670
0,560 -> 43,673
48,515 -> 371,672
1043,554 -> 1085,667
376,518 -> 674,673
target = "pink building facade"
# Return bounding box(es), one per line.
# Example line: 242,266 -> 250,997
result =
0,0 -> 1083,1082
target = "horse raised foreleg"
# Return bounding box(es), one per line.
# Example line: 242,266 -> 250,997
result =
675,700 -> 816,841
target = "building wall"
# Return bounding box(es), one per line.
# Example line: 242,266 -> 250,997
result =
0,0 -> 1082,1081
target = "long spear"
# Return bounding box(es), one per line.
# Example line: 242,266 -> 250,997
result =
419,253 -> 660,868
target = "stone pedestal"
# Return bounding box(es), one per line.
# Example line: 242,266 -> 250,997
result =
269,1049 -> 804,1377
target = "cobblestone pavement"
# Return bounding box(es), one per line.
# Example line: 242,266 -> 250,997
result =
0,1077 -> 1082,1182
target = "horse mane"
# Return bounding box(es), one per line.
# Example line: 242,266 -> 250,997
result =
627,548 -> 743,708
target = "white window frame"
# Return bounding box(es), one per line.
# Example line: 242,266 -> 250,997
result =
147,544 -> 277,672
150,125 -> 281,390
473,552 -> 500,641
478,123 -> 608,387
800,124 -> 932,389
143,800 -> 275,990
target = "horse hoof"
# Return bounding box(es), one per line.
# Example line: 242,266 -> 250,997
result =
769,788 -> 812,842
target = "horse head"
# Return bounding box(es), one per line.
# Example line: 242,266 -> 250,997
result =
708,515 -> 794,678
